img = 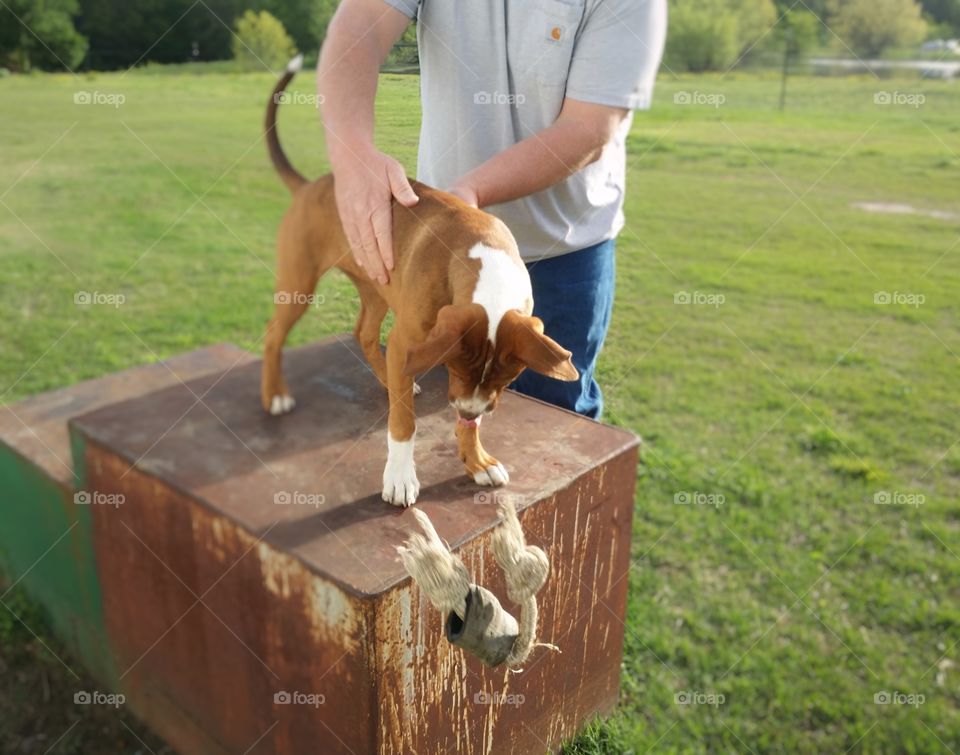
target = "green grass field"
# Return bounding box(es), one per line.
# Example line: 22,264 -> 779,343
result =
1,66 -> 959,753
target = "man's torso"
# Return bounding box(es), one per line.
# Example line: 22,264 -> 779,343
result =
413,0 -> 633,261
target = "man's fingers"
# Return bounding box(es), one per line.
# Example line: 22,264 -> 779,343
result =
358,222 -> 388,284
372,203 -> 395,272
387,161 -> 419,207
343,222 -> 367,272
331,152 -> 412,284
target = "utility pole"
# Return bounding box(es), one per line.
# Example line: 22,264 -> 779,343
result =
779,25 -> 793,112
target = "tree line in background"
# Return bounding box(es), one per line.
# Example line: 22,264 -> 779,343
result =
0,0 -> 337,71
1,0 -> 959,73
665,0 -> 954,71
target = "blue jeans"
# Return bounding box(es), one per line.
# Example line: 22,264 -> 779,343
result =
510,239 -> 616,420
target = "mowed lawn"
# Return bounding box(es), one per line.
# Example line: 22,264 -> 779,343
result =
1,67 -> 959,753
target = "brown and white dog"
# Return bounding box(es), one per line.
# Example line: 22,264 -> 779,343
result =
262,56 -> 579,507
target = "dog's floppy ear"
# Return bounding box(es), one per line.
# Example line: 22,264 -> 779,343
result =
500,310 -> 579,381
403,304 -> 485,377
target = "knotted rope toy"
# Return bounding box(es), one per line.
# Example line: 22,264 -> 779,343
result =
397,499 -> 558,669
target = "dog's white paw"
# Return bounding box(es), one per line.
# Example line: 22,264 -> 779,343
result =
474,463 -> 509,487
413,382 -> 422,396
382,476 -> 420,507
269,395 -> 296,415
382,433 -> 420,507
382,468 -> 420,507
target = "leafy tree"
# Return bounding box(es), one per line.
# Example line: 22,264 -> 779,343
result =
777,10 -> 819,110
232,9 -> 296,70
0,0 -> 87,71
773,0 -> 829,19
257,0 -> 338,55
826,0 -> 928,57
665,2 -> 739,72
78,0 -> 335,70
79,0 -> 246,70
730,0 -> 779,53
188,0 -> 252,62
665,0 -> 778,72
918,0 -> 960,33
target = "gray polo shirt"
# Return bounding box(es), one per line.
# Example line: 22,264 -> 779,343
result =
382,0 -> 666,261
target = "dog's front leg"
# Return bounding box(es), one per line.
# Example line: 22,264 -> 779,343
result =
455,419 -> 509,487
382,330 -> 420,507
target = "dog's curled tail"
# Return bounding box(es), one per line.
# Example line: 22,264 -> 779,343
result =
265,54 -> 309,193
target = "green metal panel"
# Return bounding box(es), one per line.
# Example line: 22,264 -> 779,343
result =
0,439 -> 115,684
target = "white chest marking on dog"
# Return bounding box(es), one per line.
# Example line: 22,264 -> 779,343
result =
468,242 -> 532,345
453,389 -> 490,417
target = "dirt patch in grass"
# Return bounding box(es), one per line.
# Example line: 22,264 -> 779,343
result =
852,201 -> 959,222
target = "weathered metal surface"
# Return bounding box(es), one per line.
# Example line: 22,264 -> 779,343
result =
1,342 -> 254,487
71,335 -> 639,754
0,343 -> 253,684
80,445 -> 376,755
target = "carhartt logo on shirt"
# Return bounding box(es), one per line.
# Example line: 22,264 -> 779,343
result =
550,26 -> 562,42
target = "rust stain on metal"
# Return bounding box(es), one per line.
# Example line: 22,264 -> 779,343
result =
85,445 -> 375,754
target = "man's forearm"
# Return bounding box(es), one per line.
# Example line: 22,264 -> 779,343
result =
457,121 -> 596,207
453,102 -> 628,208
317,15 -> 379,160
314,0 -> 417,284
317,1 -> 408,162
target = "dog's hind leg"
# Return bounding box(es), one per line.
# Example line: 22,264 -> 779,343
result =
262,243 -> 324,415
262,296 -> 312,414
352,282 -> 389,391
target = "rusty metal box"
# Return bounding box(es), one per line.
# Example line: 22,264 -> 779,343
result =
70,335 -> 640,754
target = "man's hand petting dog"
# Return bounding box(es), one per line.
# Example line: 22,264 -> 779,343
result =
330,144 -> 419,285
